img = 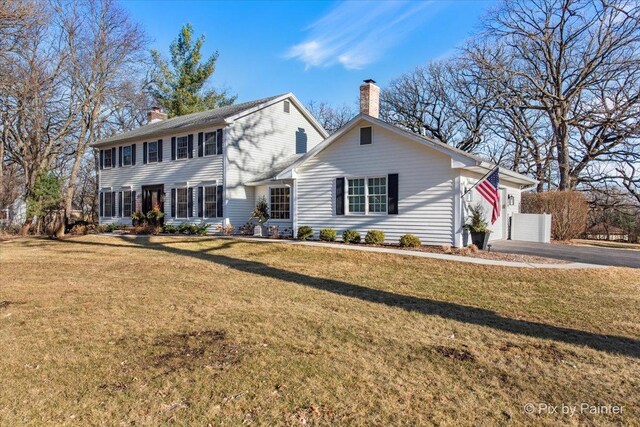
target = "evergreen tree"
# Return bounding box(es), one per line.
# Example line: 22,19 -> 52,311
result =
149,23 -> 236,117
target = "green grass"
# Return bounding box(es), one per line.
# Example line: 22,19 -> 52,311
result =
0,235 -> 638,426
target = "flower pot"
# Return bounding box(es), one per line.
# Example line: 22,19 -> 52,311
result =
470,231 -> 491,250
253,225 -> 263,236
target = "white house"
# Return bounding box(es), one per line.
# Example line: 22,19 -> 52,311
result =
95,81 -> 537,246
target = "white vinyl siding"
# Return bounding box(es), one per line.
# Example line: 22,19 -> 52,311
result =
225,99 -> 326,228
296,121 -> 456,245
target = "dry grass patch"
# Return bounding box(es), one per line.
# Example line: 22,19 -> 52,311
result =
0,235 -> 638,425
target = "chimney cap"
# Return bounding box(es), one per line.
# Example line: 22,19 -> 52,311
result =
363,79 -> 376,84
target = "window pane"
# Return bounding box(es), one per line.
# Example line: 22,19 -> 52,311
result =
204,186 -> 216,217
204,132 -> 216,156
103,193 -> 112,217
123,146 -> 132,166
177,137 -> 188,159
177,188 -> 188,218
270,187 -> 290,220
104,150 -> 112,167
123,191 -> 132,217
368,177 -> 387,213
348,178 -> 365,213
148,141 -> 158,163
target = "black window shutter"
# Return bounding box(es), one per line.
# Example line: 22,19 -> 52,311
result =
118,146 -> 123,167
388,173 -> 398,215
131,144 -> 136,165
143,142 -> 147,164
336,177 -> 345,215
111,192 -> 116,217
99,150 -> 104,170
216,185 -> 223,217
118,192 -> 123,217
360,127 -> 372,145
131,191 -> 136,214
198,132 -> 203,157
188,187 -> 194,217
171,188 -> 176,217
188,134 -> 194,158
171,137 -> 176,160
99,192 -> 104,217
198,186 -> 203,217
111,147 -> 116,168
216,129 -> 223,155
158,139 -> 163,162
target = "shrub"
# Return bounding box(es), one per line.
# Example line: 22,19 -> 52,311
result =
239,222 -> 254,235
215,223 -> 235,236
364,230 -> 385,244
441,244 -> 452,253
399,234 -> 421,248
146,206 -> 164,226
468,243 -> 479,253
342,229 -> 361,244
132,225 -> 161,235
297,226 -> 313,240
70,223 -> 88,235
194,224 -> 210,236
464,204 -> 489,233
162,224 -> 178,234
521,191 -> 588,240
251,196 -> 270,224
319,228 -> 337,241
96,225 -> 108,233
268,225 -> 280,239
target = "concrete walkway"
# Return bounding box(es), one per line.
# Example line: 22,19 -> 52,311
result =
233,237 -> 606,269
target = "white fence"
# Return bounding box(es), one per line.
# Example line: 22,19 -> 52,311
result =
510,213 -> 552,243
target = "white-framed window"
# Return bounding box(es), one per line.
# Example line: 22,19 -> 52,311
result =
103,192 -> 112,217
204,186 -> 217,218
284,100 -> 290,113
204,132 -> 217,156
104,149 -> 113,168
148,141 -> 158,163
176,136 -> 189,159
348,178 -> 366,214
347,176 -> 387,215
123,191 -> 132,217
176,187 -> 188,218
123,146 -> 132,166
270,187 -> 290,220
360,126 -> 372,145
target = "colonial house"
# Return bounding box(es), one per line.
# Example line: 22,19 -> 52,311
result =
95,81 -> 537,246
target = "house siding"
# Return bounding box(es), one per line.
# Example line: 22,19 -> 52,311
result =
225,99 -> 325,228
295,120 -> 457,245
98,127 -> 224,228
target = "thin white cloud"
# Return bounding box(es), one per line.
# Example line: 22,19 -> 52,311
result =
286,1 -> 439,70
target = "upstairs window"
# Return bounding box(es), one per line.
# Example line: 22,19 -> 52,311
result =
176,136 -> 189,159
123,146 -> 132,166
204,186 -> 217,218
104,149 -> 113,168
204,132 -> 217,156
176,187 -> 188,218
270,187 -> 290,220
295,128 -> 307,154
360,126 -> 372,145
148,141 -> 158,163
284,100 -> 290,113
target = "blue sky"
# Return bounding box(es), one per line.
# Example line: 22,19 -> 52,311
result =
121,0 -> 496,108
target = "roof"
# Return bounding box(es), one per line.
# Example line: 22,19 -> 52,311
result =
245,154 -> 305,186
275,113 -> 538,186
95,93 -> 327,146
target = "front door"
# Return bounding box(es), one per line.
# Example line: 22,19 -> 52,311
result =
142,185 -> 165,223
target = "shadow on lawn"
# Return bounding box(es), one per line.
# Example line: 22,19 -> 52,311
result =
61,235 -> 640,359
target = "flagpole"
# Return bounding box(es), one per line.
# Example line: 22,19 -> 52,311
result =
460,165 -> 499,199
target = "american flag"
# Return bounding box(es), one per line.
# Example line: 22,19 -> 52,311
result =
476,167 -> 501,224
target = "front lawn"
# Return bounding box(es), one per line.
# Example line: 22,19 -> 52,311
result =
0,236 -> 638,425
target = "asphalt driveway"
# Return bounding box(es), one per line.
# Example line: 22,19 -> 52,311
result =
490,240 -> 640,268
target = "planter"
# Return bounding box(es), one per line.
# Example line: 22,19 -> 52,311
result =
253,224 -> 263,236
470,231 -> 491,250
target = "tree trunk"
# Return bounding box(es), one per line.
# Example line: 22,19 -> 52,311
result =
63,151 -> 84,235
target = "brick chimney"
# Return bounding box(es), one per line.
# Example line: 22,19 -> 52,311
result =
359,79 -> 380,118
148,106 -> 167,124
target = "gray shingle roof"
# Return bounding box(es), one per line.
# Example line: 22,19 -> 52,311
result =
95,94 -> 285,146
246,154 -> 305,184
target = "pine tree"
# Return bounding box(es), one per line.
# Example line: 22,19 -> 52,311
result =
149,23 -> 236,117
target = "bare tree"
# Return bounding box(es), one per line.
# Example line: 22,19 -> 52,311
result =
306,101 -> 355,134
466,0 -> 640,190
